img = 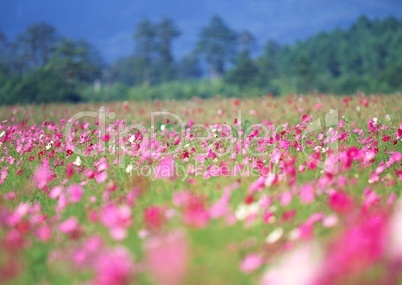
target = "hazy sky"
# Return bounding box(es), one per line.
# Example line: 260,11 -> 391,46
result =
1,0 -> 402,63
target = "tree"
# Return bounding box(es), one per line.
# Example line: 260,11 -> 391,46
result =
47,38 -> 102,85
225,50 -> 258,87
239,30 -> 257,54
294,54 -> 313,92
134,19 -> 157,87
379,62 -> 402,91
177,53 -> 202,80
15,22 -> 58,69
196,15 -> 237,81
257,40 -> 280,82
154,17 -> 181,83
0,28 -> 6,56
109,56 -> 139,86
0,28 -> 8,75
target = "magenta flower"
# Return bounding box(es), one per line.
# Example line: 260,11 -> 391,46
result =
145,231 -> 188,285
154,157 -> 176,179
144,206 -> 165,230
33,165 -> 53,189
328,191 -> 353,214
93,247 -> 135,285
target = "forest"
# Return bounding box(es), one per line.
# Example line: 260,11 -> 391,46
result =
0,15 -> 401,104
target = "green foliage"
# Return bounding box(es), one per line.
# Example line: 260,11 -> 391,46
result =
274,15 -> 402,94
196,15 -> 238,79
225,51 -> 259,87
14,22 -> 58,69
378,62 -> 402,91
132,17 -> 181,87
127,79 -> 280,101
0,68 -> 78,105
79,83 -> 130,102
154,17 -> 181,83
1,15 -> 402,106
47,38 -> 102,84
0,23 -> 102,105
177,53 -> 202,80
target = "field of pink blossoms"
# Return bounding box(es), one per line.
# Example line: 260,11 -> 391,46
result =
0,93 -> 401,285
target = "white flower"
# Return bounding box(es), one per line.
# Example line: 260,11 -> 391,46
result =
125,164 -> 133,174
266,228 -> 284,244
46,141 -> 53,150
235,202 -> 260,220
128,135 -> 135,143
249,109 -> 256,115
73,156 -> 82,166
288,229 -> 300,240
160,124 -> 166,131
264,172 -> 276,187
260,243 -> 323,285
0,131 -> 5,138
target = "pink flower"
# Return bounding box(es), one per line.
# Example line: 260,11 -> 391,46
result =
281,191 -> 292,207
209,187 -> 231,219
317,212 -> 388,283
49,186 -> 62,199
35,225 -> 52,242
67,184 -> 83,203
328,191 -> 353,214
154,157 -> 176,179
66,163 -> 74,178
249,176 -> 266,194
314,102 -> 323,110
240,253 -> 263,273
145,231 -> 188,285
58,217 -> 78,234
73,236 -> 103,265
300,184 -> 315,204
34,165 -> 53,189
101,205 -> 132,240
182,196 -> 209,228
93,247 -> 135,285
95,171 -> 108,184
97,157 -> 110,172
0,167 -> 8,184
144,206 -> 165,230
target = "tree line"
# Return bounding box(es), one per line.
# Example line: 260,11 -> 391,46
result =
1,15 -> 402,104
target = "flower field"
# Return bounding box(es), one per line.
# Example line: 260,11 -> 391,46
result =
0,93 -> 401,285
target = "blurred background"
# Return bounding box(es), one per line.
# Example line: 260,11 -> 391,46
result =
0,0 -> 402,104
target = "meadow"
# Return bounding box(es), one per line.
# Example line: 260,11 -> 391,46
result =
0,93 -> 401,285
